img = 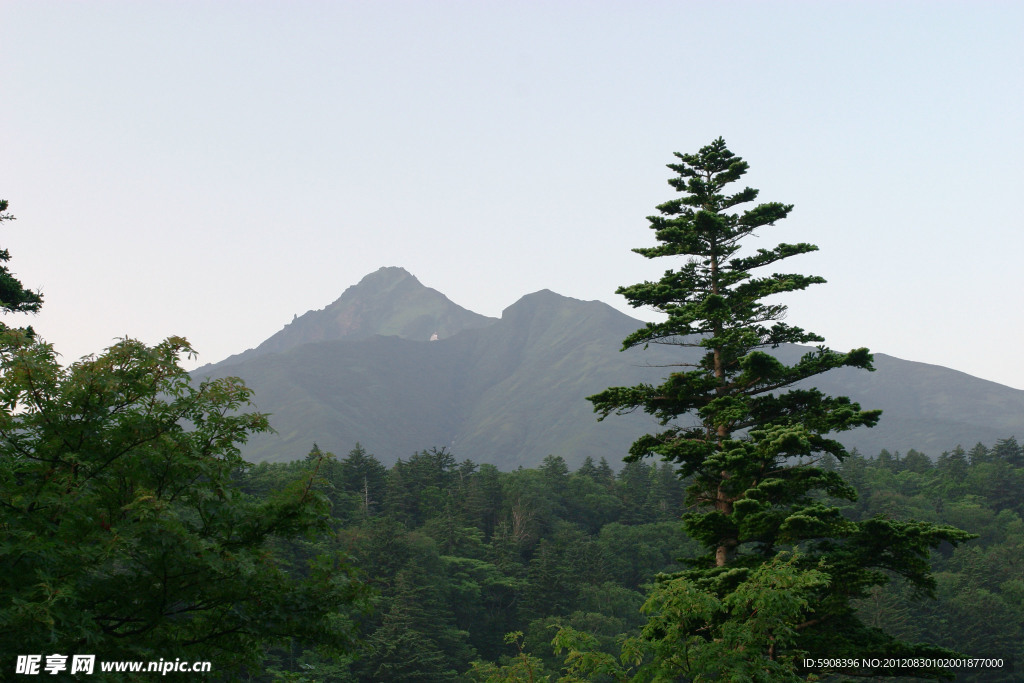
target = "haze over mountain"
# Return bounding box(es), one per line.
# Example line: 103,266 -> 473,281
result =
194,268 -> 1024,468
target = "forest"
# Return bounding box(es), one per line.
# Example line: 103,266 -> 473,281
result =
236,439 -> 1024,682
2,142 -> 1021,681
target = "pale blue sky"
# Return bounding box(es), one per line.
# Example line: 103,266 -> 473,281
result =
3,1 -> 1023,387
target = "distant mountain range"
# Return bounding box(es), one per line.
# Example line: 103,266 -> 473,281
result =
193,267 -> 1024,468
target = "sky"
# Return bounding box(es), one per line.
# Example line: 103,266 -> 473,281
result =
3,1 -> 1023,388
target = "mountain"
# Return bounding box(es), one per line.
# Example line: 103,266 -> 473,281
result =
208,267 -> 495,366
195,280 -> 671,468
798,352 -> 1024,457
193,270 -> 1024,468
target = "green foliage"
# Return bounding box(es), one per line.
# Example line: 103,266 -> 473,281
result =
587,139 -> 974,678
991,437 -> 1024,467
236,437 -> 1021,681
337,442 -> 388,516
0,199 -> 44,334
843,449 -> 1024,681
468,631 -> 554,683
243,439 -> 691,679
0,332 -> 368,676
554,552 -> 829,682
360,569 -> 465,682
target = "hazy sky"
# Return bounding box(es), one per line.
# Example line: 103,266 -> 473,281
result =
3,2 -> 1023,388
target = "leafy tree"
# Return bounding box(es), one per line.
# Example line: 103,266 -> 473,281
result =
441,555 -> 519,660
0,199 -> 43,332
498,468 -> 562,554
967,459 -> 1024,516
468,631 -> 553,683
0,332 -> 368,675
596,522 -> 691,590
422,497 -> 486,557
587,138 -> 973,678
564,552 -> 833,682
543,554 -> 836,682
648,461 -> 685,520
563,471 -> 623,534
226,430 -> 1023,679
357,551 -> 475,682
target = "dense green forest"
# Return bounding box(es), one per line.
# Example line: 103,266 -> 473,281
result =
238,440 -> 1023,682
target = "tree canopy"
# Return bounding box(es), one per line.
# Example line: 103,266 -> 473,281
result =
0,332 -> 368,676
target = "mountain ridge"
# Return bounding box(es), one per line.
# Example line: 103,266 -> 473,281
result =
194,270 -> 1024,468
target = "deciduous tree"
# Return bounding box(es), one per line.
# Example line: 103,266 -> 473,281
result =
0,333 -> 367,674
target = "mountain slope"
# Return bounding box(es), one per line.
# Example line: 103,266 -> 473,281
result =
195,289 -> 672,466
806,353 -> 1024,456
194,274 -> 1024,467
443,290 -> 672,468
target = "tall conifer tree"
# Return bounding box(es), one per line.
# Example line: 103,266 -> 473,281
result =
588,139 -> 973,678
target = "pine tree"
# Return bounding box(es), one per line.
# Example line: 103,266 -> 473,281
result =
576,456 -> 599,480
902,448 -> 933,474
968,441 -> 992,465
363,572 -> 457,682
991,436 -> 1023,467
596,457 -> 615,487
588,138 -> 973,679
339,442 -> 387,514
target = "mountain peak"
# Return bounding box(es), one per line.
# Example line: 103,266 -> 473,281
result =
353,266 -> 417,287
212,268 -> 496,366
503,289 -> 578,313
501,288 -> 624,322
